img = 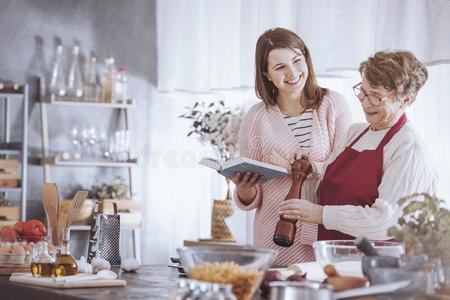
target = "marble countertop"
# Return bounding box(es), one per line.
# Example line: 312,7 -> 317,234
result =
0,265 -> 181,300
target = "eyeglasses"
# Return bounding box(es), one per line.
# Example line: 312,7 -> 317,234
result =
353,82 -> 391,106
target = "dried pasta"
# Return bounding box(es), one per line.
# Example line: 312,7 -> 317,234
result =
188,261 -> 262,300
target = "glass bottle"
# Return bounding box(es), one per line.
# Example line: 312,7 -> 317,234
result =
100,57 -> 116,103
170,279 -> 192,300
84,56 -> 101,102
185,280 -> 201,300
219,284 -> 236,300
115,66 -> 127,103
49,45 -> 66,97
54,239 -> 78,276
67,46 -> 84,99
30,241 -> 55,277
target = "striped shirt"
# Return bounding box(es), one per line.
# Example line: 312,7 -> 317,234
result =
283,110 -> 313,150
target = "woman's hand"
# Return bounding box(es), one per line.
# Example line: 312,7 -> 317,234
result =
279,199 -> 324,224
228,172 -> 261,205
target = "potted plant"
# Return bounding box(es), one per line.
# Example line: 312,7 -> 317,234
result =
89,176 -> 130,201
388,193 -> 450,288
180,101 -> 243,198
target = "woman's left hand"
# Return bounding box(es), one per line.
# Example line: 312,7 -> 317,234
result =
279,199 -> 324,224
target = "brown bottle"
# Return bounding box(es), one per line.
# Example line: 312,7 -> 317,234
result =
273,157 -> 312,247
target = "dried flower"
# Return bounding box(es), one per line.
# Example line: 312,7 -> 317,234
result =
180,101 -> 243,161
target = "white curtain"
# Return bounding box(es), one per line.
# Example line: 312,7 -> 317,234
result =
157,0 -> 450,92
149,0 -> 450,264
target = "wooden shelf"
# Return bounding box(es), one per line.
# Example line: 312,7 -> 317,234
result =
42,156 -> 138,167
41,95 -> 135,108
0,220 -> 18,228
0,187 -> 21,193
0,93 -> 24,99
0,142 -> 21,155
70,225 -> 90,231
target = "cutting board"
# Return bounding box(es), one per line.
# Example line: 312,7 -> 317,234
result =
0,263 -> 30,275
10,273 -> 127,288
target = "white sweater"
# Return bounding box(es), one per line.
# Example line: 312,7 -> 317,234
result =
315,121 -> 438,240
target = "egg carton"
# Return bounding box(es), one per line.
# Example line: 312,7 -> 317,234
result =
0,253 -> 31,265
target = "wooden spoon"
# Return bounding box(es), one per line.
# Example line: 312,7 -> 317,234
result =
324,264 -> 368,292
41,183 -> 60,245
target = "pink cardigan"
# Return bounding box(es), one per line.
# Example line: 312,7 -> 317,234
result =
233,90 -> 352,266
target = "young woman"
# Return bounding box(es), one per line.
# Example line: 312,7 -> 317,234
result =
230,27 -> 352,266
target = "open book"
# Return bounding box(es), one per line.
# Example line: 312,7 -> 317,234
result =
199,157 -> 289,183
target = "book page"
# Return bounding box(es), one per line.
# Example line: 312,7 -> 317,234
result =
199,157 -> 222,171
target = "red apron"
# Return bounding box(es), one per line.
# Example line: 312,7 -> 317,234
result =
318,114 -> 407,240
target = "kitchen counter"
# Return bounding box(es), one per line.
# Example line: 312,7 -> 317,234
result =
0,265 -> 180,300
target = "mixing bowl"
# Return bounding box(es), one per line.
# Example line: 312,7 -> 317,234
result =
313,240 -> 405,277
177,246 -> 277,300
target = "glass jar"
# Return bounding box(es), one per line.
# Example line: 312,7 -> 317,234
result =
30,241 -> 55,277
221,284 -> 236,300
170,279 -> 192,300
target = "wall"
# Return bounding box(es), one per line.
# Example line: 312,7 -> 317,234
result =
0,0 -> 157,259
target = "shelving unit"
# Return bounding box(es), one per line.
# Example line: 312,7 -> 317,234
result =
38,78 -> 141,261
0,85 -> 28,221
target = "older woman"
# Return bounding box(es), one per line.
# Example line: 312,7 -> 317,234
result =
279,50 -> 437,241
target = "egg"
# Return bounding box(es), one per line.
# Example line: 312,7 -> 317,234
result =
24,243 -> 33,253
11,245 -> 25,254
0,246 -> 11,254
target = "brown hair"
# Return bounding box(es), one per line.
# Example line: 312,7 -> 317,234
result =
254,27 -> 327,109
359,50 -> 428,104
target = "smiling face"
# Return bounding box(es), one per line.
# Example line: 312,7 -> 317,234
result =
360,78 -> 406,130
265,48 -> 308,99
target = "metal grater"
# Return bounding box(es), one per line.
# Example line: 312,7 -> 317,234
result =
87,200 -> 121,265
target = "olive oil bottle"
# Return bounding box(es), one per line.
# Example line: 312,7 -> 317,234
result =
54,240 -> 78,277
30,241 -> 54,277
31,262 -> 54,277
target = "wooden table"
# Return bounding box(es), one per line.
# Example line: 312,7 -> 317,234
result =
0,265 -> 180,300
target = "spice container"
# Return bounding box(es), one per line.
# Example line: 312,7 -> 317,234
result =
270,281 -> 335,300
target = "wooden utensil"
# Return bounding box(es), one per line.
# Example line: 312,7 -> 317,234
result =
66,191 -> 89,228
41,183 -> 60,244
324,264 -> 368,292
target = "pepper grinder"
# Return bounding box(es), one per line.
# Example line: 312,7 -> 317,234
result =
273,155 -> 312,247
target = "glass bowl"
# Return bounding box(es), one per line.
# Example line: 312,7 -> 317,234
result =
177,246 -> 277,300
313,240 -> 405,277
